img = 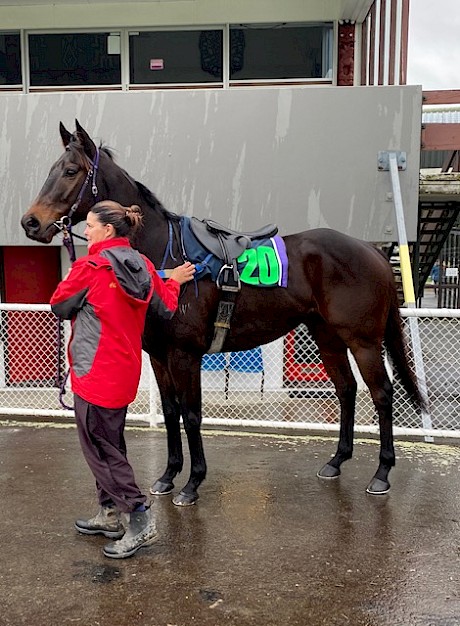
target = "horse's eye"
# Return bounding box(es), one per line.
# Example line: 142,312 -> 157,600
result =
65,168 -> 78,177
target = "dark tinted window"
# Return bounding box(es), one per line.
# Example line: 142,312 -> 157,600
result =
129,30 -> 222,84
230,25 -> 332,80
29,33 -> 121,87
0,32 -> 22,85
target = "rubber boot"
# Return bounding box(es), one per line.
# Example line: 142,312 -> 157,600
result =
75,505 -> 125,539
102,507 -> 158,559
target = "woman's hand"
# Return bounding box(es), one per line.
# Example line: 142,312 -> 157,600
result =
170,261 -> 196,285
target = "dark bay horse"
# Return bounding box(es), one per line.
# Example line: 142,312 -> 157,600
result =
21,121 -> 423,505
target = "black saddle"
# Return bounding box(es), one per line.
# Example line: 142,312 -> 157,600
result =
190,217 -> 278,264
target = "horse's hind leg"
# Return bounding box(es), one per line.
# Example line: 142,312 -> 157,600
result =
149,357 -> 184,496
350,344 -> 394,494
312,325 -> 358,480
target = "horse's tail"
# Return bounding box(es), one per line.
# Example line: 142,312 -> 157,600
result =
384,290 -> 425,410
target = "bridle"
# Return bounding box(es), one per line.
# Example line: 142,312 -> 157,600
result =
53,146 -> 100,263
55,146 -> 100,409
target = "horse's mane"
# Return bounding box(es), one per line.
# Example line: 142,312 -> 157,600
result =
99,144 -> 115,160
96,142 -> 181,223
135,182 -> 181,223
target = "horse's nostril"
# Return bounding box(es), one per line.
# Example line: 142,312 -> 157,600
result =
21,215 -> 41,233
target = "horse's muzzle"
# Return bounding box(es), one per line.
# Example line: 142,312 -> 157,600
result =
20,214 -> 54,243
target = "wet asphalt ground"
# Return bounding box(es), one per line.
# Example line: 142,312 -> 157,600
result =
1,421 -> 460,626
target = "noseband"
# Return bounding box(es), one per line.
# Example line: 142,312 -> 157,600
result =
53,147 -> 100,263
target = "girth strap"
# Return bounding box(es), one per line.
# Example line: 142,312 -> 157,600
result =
208,290 -> 239,354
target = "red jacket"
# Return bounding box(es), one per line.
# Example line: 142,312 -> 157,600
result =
50,237 -> 180,408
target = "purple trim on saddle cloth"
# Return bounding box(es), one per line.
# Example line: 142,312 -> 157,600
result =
272,235 -> 288,287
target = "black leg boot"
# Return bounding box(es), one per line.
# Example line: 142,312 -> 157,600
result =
103,507 -> 158,559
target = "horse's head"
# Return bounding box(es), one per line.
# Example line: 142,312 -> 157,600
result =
21,120 -> 99,243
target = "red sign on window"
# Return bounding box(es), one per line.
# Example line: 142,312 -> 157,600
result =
150,59 -> 164,70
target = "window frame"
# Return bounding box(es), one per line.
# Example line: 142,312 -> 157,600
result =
26,28 -> 123,93
127,26 -> 225,90
0,30 -> 23,92
227,22 -> 334,87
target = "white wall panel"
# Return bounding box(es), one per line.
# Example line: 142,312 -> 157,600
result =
0,85 -> 422,246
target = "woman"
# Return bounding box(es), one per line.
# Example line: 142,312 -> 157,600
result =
50,200 -> 195,559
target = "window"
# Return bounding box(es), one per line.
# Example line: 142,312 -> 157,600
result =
129,30 -> 223,85
5,23 -> 335,92
0,32 -> 22,86
28,32 -> 121,87
229,24 -> 333,82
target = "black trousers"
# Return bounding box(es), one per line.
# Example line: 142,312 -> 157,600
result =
74,394 -> 147,513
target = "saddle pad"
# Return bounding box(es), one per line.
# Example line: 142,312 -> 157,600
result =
180,217 -> 288,287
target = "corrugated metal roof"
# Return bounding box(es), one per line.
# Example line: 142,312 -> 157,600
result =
422,107 -> 460,167
422,109 -> 460,123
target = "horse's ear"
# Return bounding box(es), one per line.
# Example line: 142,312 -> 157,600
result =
59,122 -> 73,147
74,119 -> 97,161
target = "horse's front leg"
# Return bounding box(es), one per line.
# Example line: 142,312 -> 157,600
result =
170,349 -> 206,507
149,356 -> 184,496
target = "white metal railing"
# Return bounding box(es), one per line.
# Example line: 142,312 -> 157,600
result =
0,304 -> 459,440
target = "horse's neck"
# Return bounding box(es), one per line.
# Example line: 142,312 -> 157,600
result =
104,163 -> 172,266
136,197 -> 176,267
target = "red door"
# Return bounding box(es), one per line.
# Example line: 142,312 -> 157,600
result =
3,246 -> 61,304
2,246 -> 61,384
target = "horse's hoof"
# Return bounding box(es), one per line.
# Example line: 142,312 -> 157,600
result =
172,491 -> 198,507
317,463 -> 341,479
366,477 -> 390,495
150,480 -> 174,495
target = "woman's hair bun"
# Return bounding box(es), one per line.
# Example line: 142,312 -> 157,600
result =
125,204 -> 141,216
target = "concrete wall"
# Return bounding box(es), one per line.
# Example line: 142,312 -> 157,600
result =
0,84 -> 422,247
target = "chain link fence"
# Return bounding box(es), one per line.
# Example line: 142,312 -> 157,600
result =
0,304 -> 459,439
0,304 -> 154,420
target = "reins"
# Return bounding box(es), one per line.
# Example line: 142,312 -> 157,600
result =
56,148 -> 100,409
